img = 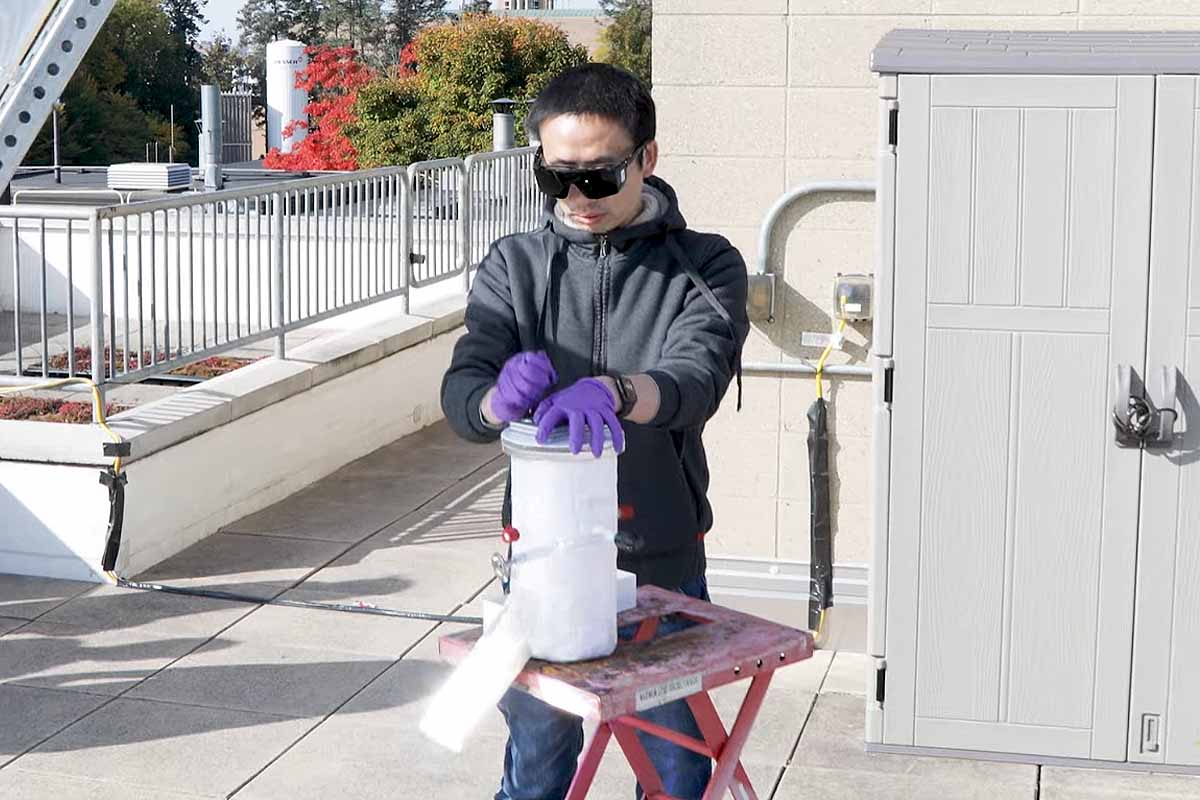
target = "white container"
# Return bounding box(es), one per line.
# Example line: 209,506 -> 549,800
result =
266,40 -> 308,154
501,421 -> 619,662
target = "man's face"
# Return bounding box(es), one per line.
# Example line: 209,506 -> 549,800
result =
537,113 -> 659,235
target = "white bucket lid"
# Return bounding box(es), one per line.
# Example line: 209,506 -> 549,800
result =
500,419 -> 619,457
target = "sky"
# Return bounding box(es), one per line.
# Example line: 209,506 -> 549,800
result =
199,0 -> 602,42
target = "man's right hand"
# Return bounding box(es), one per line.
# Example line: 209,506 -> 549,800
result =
484,351 -> 558,425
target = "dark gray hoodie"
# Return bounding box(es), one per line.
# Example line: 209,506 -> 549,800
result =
440,175 -> 750,589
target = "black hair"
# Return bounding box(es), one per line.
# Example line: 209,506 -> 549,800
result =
526,63 -> 655,152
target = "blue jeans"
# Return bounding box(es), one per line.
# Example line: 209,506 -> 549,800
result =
494,575 -> 713,800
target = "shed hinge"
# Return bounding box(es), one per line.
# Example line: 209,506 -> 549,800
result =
875,660 -> 887,705
883,364 -> 894,405
887,105 -> 899,149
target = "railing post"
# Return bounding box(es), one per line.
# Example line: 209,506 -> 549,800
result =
401,171 -> 412,314
88,209 -> 106,420
459,163 -> 470,294
506,156 -> 518,235
272,191 -> 285,358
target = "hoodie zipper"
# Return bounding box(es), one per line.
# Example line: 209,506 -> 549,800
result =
591,235 -> 611,374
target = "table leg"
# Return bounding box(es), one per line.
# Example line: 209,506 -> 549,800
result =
692,673 -> 774,800
610,718 -> 668,798
686,692 -> 756,799
566,723 -> 613,800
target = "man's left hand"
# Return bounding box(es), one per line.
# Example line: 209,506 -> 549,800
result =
533,378 -> 626,458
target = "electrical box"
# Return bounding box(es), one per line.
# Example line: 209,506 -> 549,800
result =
870,28 -> 1200,771
833,273 -> 872,321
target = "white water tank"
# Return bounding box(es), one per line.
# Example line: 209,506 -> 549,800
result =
501,421 -> 620,663
266,40 -> 308,154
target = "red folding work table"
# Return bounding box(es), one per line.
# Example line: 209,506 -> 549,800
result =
438,585 -> 814,800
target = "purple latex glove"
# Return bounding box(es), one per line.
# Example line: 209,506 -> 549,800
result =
533,377 -> 626,458
491,351 -> 557,423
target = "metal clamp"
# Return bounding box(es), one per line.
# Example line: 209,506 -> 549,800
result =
1113,365 -> 1178,448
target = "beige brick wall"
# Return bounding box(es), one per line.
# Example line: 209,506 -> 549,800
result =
652,1 -> 1200,568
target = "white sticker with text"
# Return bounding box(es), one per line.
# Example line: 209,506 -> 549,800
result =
635,674 -> 702,711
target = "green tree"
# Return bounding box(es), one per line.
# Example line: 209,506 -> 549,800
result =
162,0 -> 208,50
95,0 -> 199,159
25,76 -> 162,166
349,14 -> 587,167
200,33 -> 253,90
598,0 -> 650,87
321,0 -> 386,61
382,0 -> 446,65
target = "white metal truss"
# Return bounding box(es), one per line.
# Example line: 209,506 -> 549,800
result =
0,0 -> 116,193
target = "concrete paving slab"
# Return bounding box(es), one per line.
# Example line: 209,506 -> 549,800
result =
220,601 -> 436,658
235,634 -> 505,799
775,764 -> 1036,800
0,684 -> 108,765
334,420 -> 501,482
289,534 -> 494,615
36,584 -> 250,635
0,770 -> 220,800
0,621 -> 222,696
235,731 -> 502,800
336,629 -> 502,733
0,574 -> 92,620
363,464 -> 508,562
583,736 -> 782,800
14,697 -> 314,798
1040,765 -> 1200,799
0,616 -> 28,635
821,651 -> 870,696
132,532 -> 349,598
791,694 -> 1038,788
220,477 -> 450,542
127,638 -> 391,718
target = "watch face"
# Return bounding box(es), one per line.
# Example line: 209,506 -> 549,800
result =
618,376 -> 637,411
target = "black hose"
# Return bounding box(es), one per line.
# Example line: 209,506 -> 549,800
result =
114,577 -> 483,625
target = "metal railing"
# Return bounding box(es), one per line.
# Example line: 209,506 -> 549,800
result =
1,147 -> 544,414
465,147 -> 542,268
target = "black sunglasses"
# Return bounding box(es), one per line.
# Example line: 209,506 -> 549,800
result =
532,144 -> 646,200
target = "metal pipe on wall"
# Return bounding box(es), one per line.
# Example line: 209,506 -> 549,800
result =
755,180 -> 876,277
742,361 -> 872,378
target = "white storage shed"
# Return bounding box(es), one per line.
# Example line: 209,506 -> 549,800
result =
868,29 -> 1200,772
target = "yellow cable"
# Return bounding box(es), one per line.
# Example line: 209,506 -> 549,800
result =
815,296 -> 851,400
0,377 -> 124,473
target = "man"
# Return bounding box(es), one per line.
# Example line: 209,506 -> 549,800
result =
441,63 -> 749,800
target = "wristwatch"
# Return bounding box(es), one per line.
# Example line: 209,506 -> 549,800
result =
613,374 -> 638,418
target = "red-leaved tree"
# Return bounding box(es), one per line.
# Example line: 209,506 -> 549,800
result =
264,45 -> 373,171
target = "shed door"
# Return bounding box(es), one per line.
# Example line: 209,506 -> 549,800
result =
884,74 -> 1154,760
1127,75 -> 1200,768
